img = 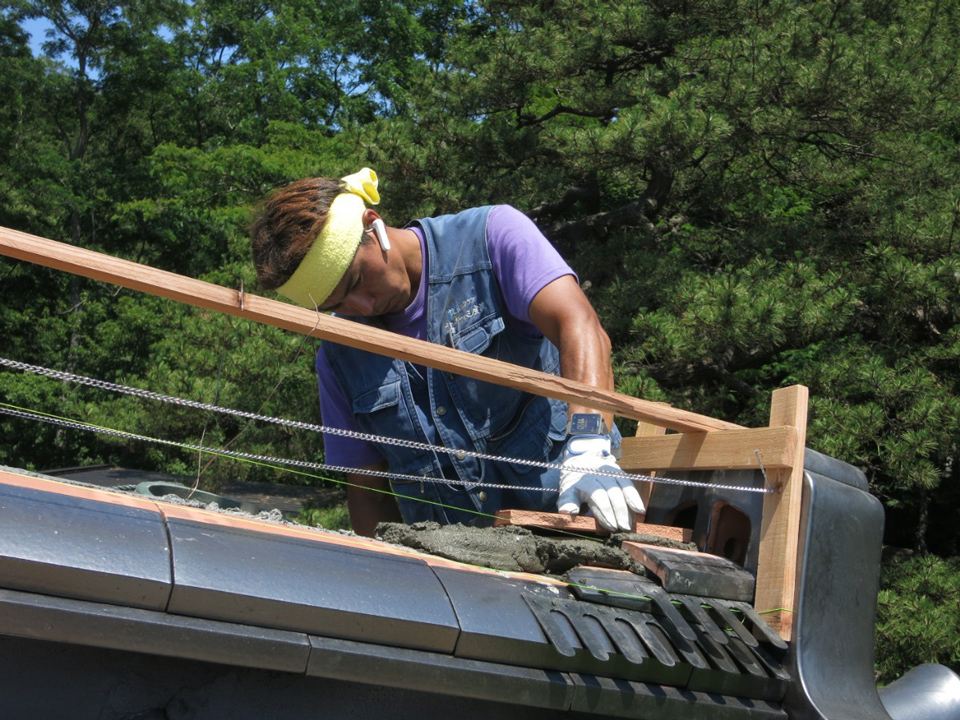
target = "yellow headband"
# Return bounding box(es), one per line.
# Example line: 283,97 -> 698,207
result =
277,168 -> 380,309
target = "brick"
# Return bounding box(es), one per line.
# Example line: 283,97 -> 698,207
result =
622,542 -> 756,601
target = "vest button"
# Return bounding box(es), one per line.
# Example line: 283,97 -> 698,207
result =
436,406 -> 447,416
478,491 -> 488,502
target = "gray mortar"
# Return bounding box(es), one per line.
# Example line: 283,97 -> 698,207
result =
376,521 -> 656,577
1,464 -> 354,536
612,531 -> 698,552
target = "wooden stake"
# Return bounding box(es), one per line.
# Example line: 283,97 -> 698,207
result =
754,385 -> 808,641
628,420 -> 666,510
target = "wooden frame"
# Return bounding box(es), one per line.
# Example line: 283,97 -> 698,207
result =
0,225 -> 808,640
619,391 -> 807,640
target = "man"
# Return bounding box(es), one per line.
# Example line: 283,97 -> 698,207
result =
250,168 -> 644,536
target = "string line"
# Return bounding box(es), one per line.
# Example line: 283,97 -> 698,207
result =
0,401 -> 602,542
0,403 -> 548,494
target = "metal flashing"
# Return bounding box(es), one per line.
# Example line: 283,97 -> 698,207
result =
0,480 -> 171,610
165,517 -> 460,652
0,587 -> 311,672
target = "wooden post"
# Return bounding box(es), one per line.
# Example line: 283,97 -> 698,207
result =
631,420 -> 666,510
754,385 -> 809,641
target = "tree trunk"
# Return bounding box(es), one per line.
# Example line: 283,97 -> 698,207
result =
915,486 -> 929,556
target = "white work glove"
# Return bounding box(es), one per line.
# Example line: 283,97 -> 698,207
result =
557,434 -> 645,532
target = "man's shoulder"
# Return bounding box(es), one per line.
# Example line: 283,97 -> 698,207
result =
418,205 -> 496,225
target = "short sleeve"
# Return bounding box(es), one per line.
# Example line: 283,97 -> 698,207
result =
487,205 -> 576,334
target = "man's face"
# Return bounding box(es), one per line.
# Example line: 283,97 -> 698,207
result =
319,236 -> 412,317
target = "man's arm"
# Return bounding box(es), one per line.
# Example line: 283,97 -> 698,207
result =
346,464 -> 403,537
527,274 -> 644,531
527,274 -> 615,425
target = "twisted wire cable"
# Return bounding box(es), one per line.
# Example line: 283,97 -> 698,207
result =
0,356 -> 772,494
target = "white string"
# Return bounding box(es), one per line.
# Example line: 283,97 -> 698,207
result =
0,356 -> 773,494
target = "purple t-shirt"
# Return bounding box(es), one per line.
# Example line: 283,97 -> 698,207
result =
316,205 -> 574,468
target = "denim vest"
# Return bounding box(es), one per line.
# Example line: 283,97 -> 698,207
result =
323,206 -> 569,525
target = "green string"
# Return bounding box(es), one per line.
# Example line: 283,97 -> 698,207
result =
0,399 -> 603,542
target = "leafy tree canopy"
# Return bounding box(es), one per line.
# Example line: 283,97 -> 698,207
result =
1,0 -> 959,557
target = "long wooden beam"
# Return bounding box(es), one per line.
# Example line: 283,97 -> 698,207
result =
0,226 -> 741,433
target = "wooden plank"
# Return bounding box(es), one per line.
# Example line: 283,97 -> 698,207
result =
0,225 -> 741,433
618,426 -> 799,473
754,385 -> 808,642
493,509 -> 693,543
630,421 -> 666,511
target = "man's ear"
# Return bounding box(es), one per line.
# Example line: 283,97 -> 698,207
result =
362,209 -> 390,252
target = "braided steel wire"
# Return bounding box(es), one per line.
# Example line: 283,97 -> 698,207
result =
0,356 -> 772,494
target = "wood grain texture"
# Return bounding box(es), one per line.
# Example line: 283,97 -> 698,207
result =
0,225 -> 742,432
631,421 -> 667,510
754,385 -> 809,641
493,509 -> 693,542
618,426 -> 799,473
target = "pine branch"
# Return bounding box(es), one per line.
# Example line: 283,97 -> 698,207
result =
541,163 -> 673,245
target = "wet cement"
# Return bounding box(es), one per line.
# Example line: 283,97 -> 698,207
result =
376,521 -> 696,577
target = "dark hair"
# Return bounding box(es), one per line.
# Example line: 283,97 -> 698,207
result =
249,177 -> 344,289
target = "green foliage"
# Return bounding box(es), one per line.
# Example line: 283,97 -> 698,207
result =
363,0 -> 960,553
297,501 -> 351,532
2,5 -> 960,683
875,553 -> 960,684
0,0 -> 958,531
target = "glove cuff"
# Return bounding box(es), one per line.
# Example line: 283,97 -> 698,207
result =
564,434 -> 614,458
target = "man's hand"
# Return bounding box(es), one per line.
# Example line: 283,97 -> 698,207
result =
557,434 -> 645,532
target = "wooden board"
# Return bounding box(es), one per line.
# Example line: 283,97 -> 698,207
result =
630,421 -> 666,510
0,225 -> 741,433
494,509 -> 693,543
618,426 -> 800,474
754,385 -> 808,641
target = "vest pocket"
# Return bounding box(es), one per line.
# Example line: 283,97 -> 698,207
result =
348,379 -> 421,463
351,379 -> 402,414
448,315 -> 504,354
